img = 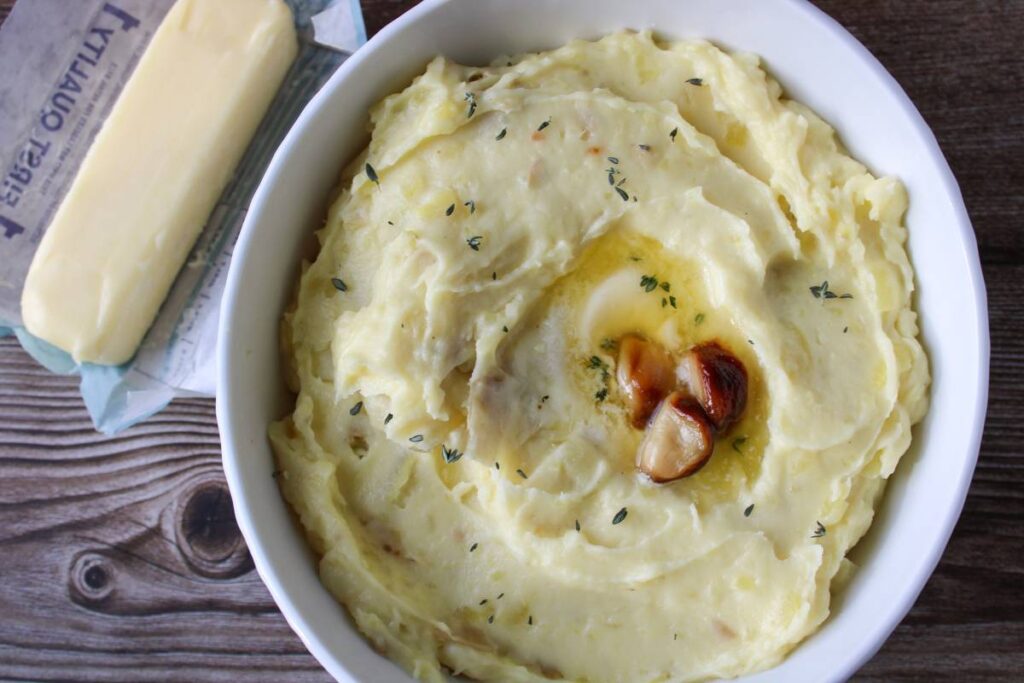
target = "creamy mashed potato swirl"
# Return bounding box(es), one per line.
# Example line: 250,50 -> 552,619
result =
269,32 -> 929,682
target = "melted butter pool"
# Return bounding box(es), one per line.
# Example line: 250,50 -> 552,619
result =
547,228 -> 770,511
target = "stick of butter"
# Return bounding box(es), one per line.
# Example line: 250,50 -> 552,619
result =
20,0 -> 297,365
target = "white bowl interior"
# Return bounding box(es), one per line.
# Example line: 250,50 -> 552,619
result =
217,0 -> 988,681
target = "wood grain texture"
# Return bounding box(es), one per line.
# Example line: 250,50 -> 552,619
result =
0,0 -> 1021,681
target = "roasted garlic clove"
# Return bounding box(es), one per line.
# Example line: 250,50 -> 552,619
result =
636,391 -> 714,482
616,334 -> 678,428
679,342 -> 748,432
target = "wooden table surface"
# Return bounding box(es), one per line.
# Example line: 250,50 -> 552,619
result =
1,1 -> 1021,680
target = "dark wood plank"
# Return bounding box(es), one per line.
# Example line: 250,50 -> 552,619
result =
0,0 -> 1021,681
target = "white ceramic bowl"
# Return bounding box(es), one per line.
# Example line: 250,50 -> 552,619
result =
217,0 -> 989,680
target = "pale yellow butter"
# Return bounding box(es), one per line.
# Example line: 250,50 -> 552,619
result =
21,0 -> 297,364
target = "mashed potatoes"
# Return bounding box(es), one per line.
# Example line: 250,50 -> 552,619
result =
269,32 -> 929,682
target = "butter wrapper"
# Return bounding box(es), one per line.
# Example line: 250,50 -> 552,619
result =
0,0 -> 365,432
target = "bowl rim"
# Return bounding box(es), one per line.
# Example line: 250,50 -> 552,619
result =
217,0 -> 990,680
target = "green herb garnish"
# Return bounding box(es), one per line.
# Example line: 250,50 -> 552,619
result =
409,434 -> 424,443
464,200 -> 476,214
810,280 -> 853,300
331,278 -> 348,292
812,521 -> 827,538
384,413 -> 393,425
615,186 -> 629,201
575,519 -> 581,532
670,127 -> 678,141
470,542 -> 478,552
638,144 -> 651,151
365,162 -> 379,185
537,118 -> 551,131
612,507 -> 628,525
446,203 -> 455,216
441,444 -> 463,463
694,312 -> 705,325
464,91 -> 477,118
732,436 -> 748,452
528,615 -> 533,625
349,401 -> 363,416
496,127 -> 507,140
669,295 -> 677,309
516,468 -> 528,479
687,77 -> 703,86
595,387 -> 608,402
467,235 -> 483,251
744,504 -> 754,517
585,356 -> 610,381
640,275 -> 659,292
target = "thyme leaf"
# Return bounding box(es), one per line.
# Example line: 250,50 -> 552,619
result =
640,275 -> 659,292
349,401 -> 363,416
467,235 -> 483,251
812,521 -> 827,538
365,162 -> 379,185
331,278 -> 348,292
441,444 -> 463,463
612,507 -> 628,525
